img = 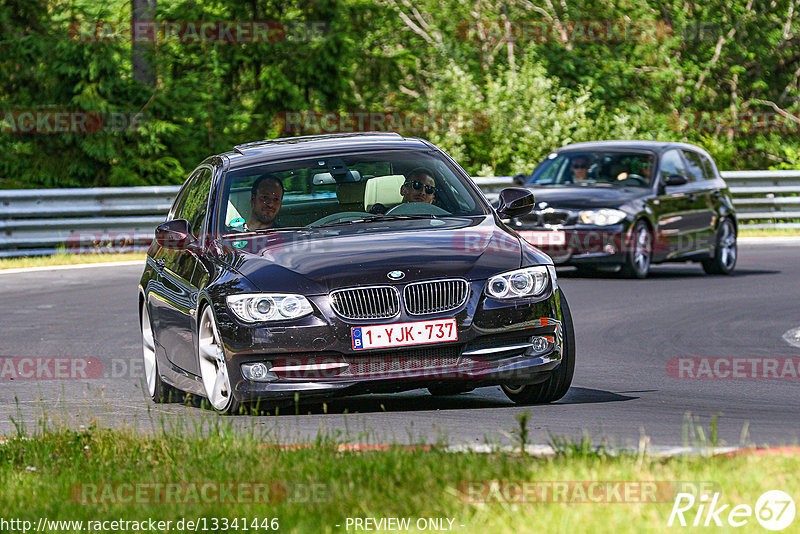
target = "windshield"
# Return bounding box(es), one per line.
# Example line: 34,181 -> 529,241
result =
528,151 -> 655,188
217,149 -> 487,234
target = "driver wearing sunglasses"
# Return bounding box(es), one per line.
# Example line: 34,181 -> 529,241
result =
400,168 -> 437,204
570,156 -> 590,183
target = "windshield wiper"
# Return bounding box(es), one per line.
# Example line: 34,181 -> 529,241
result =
222,226 -> 308,238
312,214 -> 437,228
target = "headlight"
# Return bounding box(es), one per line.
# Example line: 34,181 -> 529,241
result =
486,266 -> 550,299
226,294 -> 313,322
579,208 -> 626,226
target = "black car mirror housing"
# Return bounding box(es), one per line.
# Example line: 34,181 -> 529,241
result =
156,219 -> 197,250
496,187 -> 535,218
663,174 -> 689,187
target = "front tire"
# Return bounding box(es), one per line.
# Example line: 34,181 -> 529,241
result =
501,291 -> 575,404
702,218 -> 737,275
198,305 -> 241,415
141,302 -> 180,403
621,220 -> 652,279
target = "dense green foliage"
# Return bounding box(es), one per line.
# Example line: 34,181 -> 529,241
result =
1,0 -> 799,188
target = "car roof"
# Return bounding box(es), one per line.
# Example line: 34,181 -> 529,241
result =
220,133 -> 435,168
554,140 -> 708,154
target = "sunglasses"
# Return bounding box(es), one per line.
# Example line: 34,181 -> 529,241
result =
571,163 -> 589,169
406,180 -> 436,195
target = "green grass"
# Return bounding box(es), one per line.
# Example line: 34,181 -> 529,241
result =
739,227 -> 800,237
0,252 -> 145,269
1,425 -> 797,533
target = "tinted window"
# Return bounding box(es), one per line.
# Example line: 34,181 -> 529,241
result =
658,150 -> 686,178
698,153 -> 717,179
528,151 -> 655,187
681,150 -> 706,182
179,168 -> 213,235
218,150 -> 487,232
168,172 -> 197,220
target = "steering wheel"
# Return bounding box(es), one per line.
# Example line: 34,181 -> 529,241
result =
384,202 -> 450,216
618,173 -> 649,186
307,211 -> 371,227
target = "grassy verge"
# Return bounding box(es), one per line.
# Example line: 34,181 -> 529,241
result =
1,427 -> 797,533
0,253 -> 145,270
739,227 -> 800,237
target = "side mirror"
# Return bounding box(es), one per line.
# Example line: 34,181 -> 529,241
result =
663,174 -> 689,187
156,219 -> 196,250
496,187 -> 535,218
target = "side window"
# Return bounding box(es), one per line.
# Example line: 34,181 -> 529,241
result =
167,173 -> 197,220
698,153 -> 717,180
178,168 -> 213,235
681,150 -> 706,182
658,150 -> 686,180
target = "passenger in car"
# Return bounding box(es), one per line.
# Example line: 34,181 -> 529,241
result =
400,168 -> 437,204
369,168 -> 437,215
569,156 -> 591,183
247,174 -> 284,230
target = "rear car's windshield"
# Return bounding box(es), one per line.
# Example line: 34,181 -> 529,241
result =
528,151 -> 655,188
217,149 -> 487,233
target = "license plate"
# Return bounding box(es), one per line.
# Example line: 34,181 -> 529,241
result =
519,230 -> 566,246
352,318 -> 458,350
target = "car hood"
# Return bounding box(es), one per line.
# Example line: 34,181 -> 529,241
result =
525,185 -> 649,209
219,216 -> 531,294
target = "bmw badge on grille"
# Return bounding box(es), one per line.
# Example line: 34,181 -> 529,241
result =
387,270 -> 405,280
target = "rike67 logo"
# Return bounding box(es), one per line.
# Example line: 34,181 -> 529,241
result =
668,490 -> 795,530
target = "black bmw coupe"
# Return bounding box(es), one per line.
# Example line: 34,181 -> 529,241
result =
511,141 -> 738,278
139,133 -> 575,413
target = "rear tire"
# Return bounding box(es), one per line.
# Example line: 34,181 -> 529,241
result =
501,291 -> 575,404
141,302 -> 180,403
620,220 -> 652,279
702,218 -> 737,275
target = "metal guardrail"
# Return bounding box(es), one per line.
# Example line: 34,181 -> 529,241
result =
0,186 -> 179,257
0,171 -> 798,257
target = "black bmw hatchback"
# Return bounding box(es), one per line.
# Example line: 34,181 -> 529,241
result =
511,141 -> 738,278
139,133 -> 575,413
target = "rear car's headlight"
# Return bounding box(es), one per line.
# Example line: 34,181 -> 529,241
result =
486,266 -> 550,299
579,208 -> 626,226
226,294 -> 313,322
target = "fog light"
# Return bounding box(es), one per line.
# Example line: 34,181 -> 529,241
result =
530,336 -> 550,354
241,362 -> 277,382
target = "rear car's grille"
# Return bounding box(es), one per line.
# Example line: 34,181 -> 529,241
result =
541,209 -> 572,226
330,286 -> 400,320
403,279 -> 469,315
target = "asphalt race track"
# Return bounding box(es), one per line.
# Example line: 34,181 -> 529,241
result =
2,242 -> 799,449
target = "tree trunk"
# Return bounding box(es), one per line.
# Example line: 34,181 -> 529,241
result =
132,0 -> 156,87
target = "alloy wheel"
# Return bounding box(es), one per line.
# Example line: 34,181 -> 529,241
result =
198,306 -> 233,411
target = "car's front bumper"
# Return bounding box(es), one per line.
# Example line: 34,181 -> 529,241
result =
516,225 -> 629,265
214,282 -> 566,403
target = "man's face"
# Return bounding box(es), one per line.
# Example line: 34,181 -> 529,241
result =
250,181 -> 283,228
400,174 -> 436,203
571,158 -> 590,181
